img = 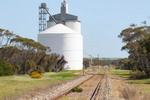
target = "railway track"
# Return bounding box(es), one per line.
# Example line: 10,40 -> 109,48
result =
90,73 -> 105,100
52,71 -> 105,100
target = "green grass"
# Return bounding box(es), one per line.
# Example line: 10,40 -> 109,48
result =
0,71 -> 81,100
112,69 -> 131,78
49,73 -> 78,81
112,69 -> 150,95
127,78 -> 150,84
60,70 -> 83,73
99,69 -> 105,74
91,67 -> 99,71
112,69 -> 150,84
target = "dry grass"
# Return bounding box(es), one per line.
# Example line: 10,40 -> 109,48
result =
111,68 -> 150,99
0,71 -> 80,100
119,86 -> 136,100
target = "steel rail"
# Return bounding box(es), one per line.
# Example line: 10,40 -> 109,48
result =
90,72 -> 105,100
52,72 -> 99,100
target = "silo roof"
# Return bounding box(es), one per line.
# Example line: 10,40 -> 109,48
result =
40,24 -> 77,34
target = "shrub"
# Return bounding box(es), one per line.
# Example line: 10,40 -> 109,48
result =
115,66 -> 121,69
77,88 -> 83,92
71,87 -> 83,92
30,72 -> 43,79
0,61 -> 14,76
130,71 -> 147,79
71,87 -> 77,92
120,86 -> 136,99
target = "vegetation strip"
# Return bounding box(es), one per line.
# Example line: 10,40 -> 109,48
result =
0,71 -> 80,100
112,69 -> 150,98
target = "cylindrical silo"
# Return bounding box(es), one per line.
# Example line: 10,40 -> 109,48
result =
65,21 -> 81,33
38,24 -> 83,70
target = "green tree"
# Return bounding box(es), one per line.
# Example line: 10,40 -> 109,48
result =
0,61 -> 14,76
0,28 -> 67,75
118,25 -> 150,76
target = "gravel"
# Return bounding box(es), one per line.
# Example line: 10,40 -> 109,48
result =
18,75 -> 92,100
63,75 -> 102,100
96,71 -> 125,100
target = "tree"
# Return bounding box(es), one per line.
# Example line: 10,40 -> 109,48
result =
0,28 -> 67,75
118,25 -> 150,76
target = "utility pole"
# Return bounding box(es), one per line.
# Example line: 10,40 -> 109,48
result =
84,51 -> 93,67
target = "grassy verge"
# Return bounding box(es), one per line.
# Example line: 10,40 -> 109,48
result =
91,66 -> 101,71
112,69 -> 150,95
0,70 -> 81,99
112,69 -> 131,78
112,69 -> 150,84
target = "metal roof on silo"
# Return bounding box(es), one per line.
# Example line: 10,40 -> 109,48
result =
40,24 -> 77,34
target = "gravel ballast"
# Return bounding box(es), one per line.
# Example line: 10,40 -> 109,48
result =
18,75 -> 92,100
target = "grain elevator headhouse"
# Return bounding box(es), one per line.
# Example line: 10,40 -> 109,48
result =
47,1 -> 81,33
38,1 -> 83,70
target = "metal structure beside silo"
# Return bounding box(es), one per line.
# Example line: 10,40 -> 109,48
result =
39,3 -> 48,32
38,1 -> 83,70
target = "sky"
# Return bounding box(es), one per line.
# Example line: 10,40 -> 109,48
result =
0,0 -> 150,58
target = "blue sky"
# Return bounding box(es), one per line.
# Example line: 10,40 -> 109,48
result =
0,0 -> 150,58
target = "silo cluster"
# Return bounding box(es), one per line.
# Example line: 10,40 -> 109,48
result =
38,1 -> 83,70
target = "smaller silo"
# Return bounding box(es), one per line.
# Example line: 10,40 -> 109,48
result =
38,24 -> 83,70
47,1 -> 81,33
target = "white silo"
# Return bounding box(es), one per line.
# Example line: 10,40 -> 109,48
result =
38,1 -> 83,70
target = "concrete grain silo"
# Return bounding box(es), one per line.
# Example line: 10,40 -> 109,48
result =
38,1 -> 83,70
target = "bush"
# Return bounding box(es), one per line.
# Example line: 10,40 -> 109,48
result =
77,88 -> 83,92
130,71 -> 147,79
0,61 -> 14,76
30,72 -> 43,79
71,87 -> 83,92
115,66 -> 121,69
120,86 -> 136,100
71,87 -> 76,92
